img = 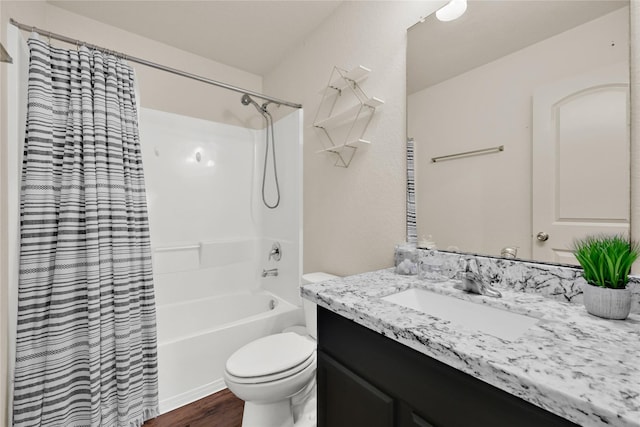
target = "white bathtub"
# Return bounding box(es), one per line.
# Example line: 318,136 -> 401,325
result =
156,290 -> 303,414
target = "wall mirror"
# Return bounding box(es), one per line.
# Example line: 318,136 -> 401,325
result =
407,0 -> 630,265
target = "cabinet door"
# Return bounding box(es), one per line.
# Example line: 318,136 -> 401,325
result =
317,351 -> 395,427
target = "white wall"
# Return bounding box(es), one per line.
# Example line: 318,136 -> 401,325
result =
409,8 -> 628,259
264,1 -> 444,277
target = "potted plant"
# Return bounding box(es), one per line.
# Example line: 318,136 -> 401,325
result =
573,234 -> 638,320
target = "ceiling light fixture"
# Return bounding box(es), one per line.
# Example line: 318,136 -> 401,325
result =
436,0 -> 467,22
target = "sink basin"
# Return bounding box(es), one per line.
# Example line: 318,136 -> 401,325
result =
381,288 -> 539,341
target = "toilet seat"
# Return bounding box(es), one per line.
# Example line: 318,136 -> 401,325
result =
225,332 -> 316,384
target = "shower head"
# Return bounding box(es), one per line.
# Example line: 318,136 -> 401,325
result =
241,93 -> 264,113
241,94 -> 253,106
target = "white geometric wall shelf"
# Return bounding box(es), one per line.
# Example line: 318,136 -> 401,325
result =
313,65 -> 384,167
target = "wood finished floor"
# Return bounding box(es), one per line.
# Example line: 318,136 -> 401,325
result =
143,389 -> 244,427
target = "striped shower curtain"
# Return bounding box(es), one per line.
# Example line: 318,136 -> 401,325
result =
13,37 -> 159,426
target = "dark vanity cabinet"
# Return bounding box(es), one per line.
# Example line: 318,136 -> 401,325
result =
316,307 -> 579,427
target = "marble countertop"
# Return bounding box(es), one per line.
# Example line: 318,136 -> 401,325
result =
301,269 -> 640,427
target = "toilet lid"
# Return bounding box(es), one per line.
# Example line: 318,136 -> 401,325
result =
225,352 -> 316,384
226,332 -> 315,378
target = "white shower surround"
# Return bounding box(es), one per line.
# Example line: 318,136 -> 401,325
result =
139,108 -> 304,413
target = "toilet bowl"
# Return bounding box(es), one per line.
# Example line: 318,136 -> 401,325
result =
224,272 -> 338,427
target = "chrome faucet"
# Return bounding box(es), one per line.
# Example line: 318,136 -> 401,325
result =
458,258 -> 502,298
268,242 -> 282,262
262,268 -> 278,278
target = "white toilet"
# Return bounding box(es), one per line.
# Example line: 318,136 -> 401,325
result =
224,272 -> 338,427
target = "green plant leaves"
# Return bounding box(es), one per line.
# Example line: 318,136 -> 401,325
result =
572,234 -> 639,289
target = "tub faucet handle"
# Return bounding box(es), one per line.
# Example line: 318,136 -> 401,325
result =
269,242 -> 282,262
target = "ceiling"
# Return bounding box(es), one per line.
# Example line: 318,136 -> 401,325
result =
408,0 -> 628,94
49,0 -> 343,76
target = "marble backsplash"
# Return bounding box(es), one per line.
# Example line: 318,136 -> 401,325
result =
421,250 -> 640,314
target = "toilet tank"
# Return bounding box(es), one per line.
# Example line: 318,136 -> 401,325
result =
301,272 -> 339,339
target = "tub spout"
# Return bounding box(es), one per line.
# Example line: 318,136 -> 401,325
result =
262,268 -> 278,278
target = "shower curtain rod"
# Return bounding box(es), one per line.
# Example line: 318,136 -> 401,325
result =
9,18 -> 302,109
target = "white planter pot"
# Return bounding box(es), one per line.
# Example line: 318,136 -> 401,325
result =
583,284 -> 631,320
